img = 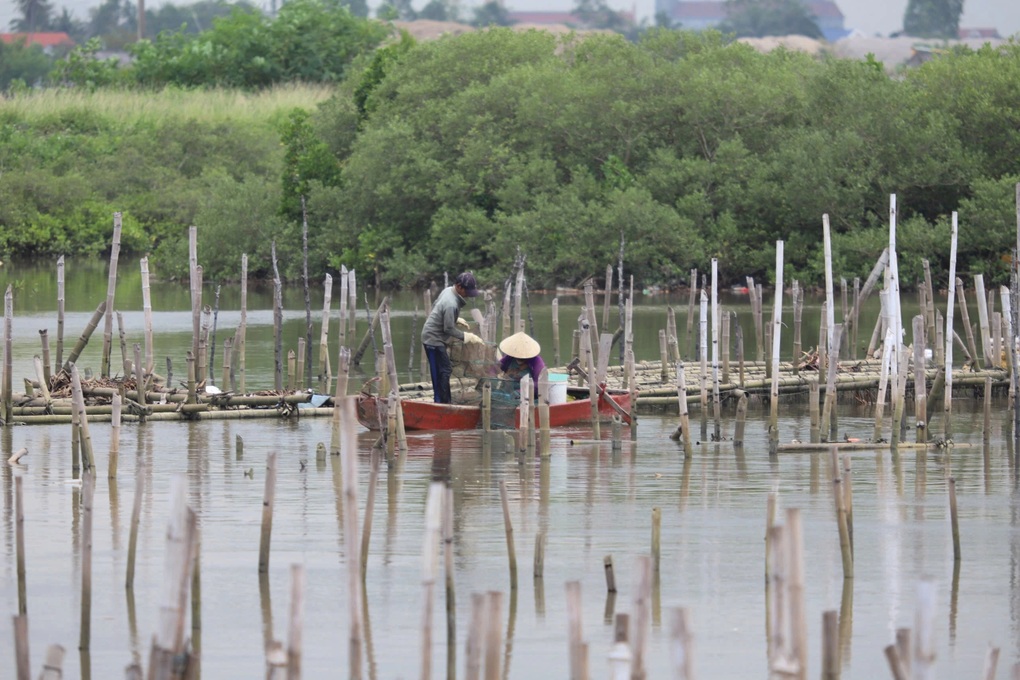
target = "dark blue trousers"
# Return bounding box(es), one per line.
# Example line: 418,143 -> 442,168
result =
424,344 -> 452,403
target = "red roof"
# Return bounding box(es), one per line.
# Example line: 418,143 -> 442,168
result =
0,32 -> 75,48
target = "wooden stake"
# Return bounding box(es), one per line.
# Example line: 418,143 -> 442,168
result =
109,392 -> 121,479
949,477 -> 961,562
651,507 -> 661,574
4,286 -> 13,423
239,253 -> 248,394
686,269 -> 697,359
769,241 -> 785,455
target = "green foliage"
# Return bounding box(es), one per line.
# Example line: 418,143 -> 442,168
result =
127,0 -> 388,89
903,0 -> 962,38
279,107 -> 341,221
718,0 -> 823,39
50,38 -> 124,89
0,39 -> 52,90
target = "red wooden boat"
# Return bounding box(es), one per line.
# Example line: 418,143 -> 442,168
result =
355,385 -> 631,431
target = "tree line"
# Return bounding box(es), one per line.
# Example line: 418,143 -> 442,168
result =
2,26 -> 1018,291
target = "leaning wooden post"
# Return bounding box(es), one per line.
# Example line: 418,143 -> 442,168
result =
62,300 -> 106,374
675,362 -> 693,458
499,479 -> 518,590
258,451 -> 278,574
420,482 -> 444,680
957,278 -> 980,369
3,286 -> 13,423
15,475 -> 26,615
56,255 -> 65,374
340,396 -> 364,680
100,212 -> 123,378
79,471 -> 95,650
944,214 -> 959,441
146,474 -> 198,678
584,280 -> 599,364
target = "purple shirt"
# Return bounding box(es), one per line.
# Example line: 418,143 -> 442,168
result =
499,354 -> 547,397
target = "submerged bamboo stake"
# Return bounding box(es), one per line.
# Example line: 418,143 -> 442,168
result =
330,348 -> 352,455
499,479 -> 518,590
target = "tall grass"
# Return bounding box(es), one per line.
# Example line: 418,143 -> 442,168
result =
1,84 -> 335,127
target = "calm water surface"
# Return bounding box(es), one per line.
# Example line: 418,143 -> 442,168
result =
1,258 -> 1019,678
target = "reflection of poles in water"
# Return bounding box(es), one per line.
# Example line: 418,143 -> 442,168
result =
340,397 -> 364,680
259,572 -> 274,652
498,479 -> 518,591
287,564 -> 305,678
360,449 -> 380,581
821,609 -> 839,680
464,593 -> 485,680
630,555 -> 652,679
79,470 -> 95,651
15,476 -> 26,615
258,451 -> 277,574
679,457 -> 692,512
502,587 -> 518,680
831,450 -> 853,580
484,591 -> 503,680
419,483 -> 443,680
668,608 -> 695,680
839,576 -> 853,668
362,571 -> 378,680
444,486 -> 456,680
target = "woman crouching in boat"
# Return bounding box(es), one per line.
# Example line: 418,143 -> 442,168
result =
498,332 -> 546,397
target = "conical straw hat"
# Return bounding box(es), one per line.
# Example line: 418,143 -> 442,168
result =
499,332 -> 541,359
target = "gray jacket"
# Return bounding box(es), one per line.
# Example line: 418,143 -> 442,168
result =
421,285 -> 466,346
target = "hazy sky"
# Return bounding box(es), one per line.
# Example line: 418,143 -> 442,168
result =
4,0 -> 1019,39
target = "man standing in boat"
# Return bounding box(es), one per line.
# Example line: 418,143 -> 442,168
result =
422,272 -> 484,403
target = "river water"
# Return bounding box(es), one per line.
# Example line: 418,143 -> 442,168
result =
1,258 -> 1019,678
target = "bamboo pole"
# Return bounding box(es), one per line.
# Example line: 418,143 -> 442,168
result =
39,329 -> 52,390
258,451 -> 278,574
109,393 -> 121,479
351,297 -> 389,366
958,278 -> 980,368
126,462 -> 144,590
711,258 -> 722,442
347,269 -> 357,340
791,280 -> 802,375
630,555 -> 652,680
832,449 -> 853,579
443,486 -> 456,680
686,269 -> 697,359
580,316 -> 599,440
15,475 -> 26,615
100,212 -> 122,378
949,477 -> 961,562
56,255 -> 65,375
70,366 -> 95,471
63,300 -> 107,375
33,355 -> 50,402
721,310 -> 730,383
944,215 -> 959,439
674,362 -> 693,457
538,370 -> 551,456
873,332 -> 894,443
3,285 -> 13,423
734,389 -> 748,450
360,449 -> 379,581
238,253 -> 248,394
379,306 -> 407,454
699,290 -> 708,441
976,274 -> 992,368
79,471 -> 95,650
534,532 -> 545,580
769,242 -> 784,455
551,297 -> 560,367
515,263 -> 526,334
651,507 -> 661,574
146,474 -> 197,679
499,479 -> 518,590
565,581 -> 587,680
272,242 -> 283,392
913,316 -> 927,442
420,482 -> 444,680
786,508 -> 807,680
340,396 -> 363,680
584,280 -> 598,364
602,264 -> 614,331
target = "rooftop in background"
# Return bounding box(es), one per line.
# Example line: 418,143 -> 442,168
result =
0,32 -> 75,49
507,9 -> 636,25
660,0 -> 850,42
958,27 -> 1000,39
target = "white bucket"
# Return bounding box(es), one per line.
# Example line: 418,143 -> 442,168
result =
548,372 -> 569,405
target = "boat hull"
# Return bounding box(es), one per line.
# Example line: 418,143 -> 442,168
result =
356,389 -> 631,431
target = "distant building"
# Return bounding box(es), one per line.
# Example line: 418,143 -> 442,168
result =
0,32 -> 75,54
506,9 -> 636,27
958,27 -> 1000,39
656,0 -> 849,42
